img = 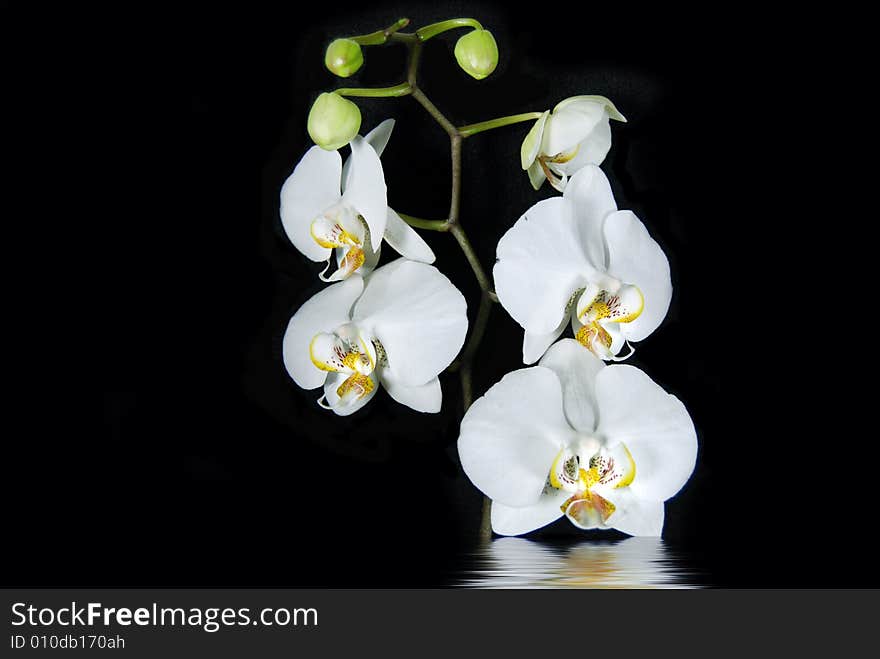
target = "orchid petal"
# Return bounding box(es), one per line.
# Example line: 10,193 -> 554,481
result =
353,259 -> 467,386
491,490 -> 569,536
341,136 -> 387,248
563,165 -> 618,269
541,99 -> 606,158
495,198 -> 595,335
383,208 -> 436,263
527,159 -> 547,190
597,487 -> 665,537
557,116 -> 612,173
520,110 -> 550,169
538,338 -> 603,434
280,146 -> 342,262
342,119 -> 396,189
594,365 -> 697,502
554,95 -> 626,122
522,310 -> 569,365
364,118 -> 395,158
458,367 -> 578,508
380,368 -> 442,413
603,210 -> 672,342
282,276 -> 364,390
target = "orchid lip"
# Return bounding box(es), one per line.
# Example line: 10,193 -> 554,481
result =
310,205 -> 373,281
336,372 -> 375,405
309,323 -> 377,377
571,282 -> 644,359
546,441 -> 637,528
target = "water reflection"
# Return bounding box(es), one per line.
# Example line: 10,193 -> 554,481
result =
460,537 -> 701,588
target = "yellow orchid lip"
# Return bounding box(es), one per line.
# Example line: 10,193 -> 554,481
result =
309,333 -> 349,372
573,284 -> 644,359
576,322 -> 613,356
546,145 -> 580,164
336,246 -> 365,279
578,286 -> 644,324
534,146 -> 581,191
564,488 -> 617,527
310,216 -> 362,250
548,443 -> 636,526
311,211 -> 373,282
336,372 -> 375,405
549,449 -> 580,491
309,328 -> 375,376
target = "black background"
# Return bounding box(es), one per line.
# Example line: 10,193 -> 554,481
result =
10,1 -> 871,587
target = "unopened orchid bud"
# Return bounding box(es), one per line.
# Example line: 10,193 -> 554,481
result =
454,29 -> 498,80
324,38 -> 364,78
307,93 -> 362,150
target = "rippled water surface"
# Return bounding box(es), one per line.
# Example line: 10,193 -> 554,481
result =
455,537 -> 705,588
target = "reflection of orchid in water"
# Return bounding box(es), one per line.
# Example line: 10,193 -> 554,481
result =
463,537 -> 696,589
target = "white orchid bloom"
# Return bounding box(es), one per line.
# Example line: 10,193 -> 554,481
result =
458,339 -> 697,537
495,164 -> 671,364
282,259 -> 468,415
521,95 -> 626,192
280,119 -> 435,281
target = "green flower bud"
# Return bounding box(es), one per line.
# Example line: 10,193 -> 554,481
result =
324,38 -> 364,78
454,29 -> 498,80
307,92 -> 362,151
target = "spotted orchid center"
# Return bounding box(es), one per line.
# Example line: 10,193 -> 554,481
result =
546,442 -> 636,528
573,283 -> 644,359
310,204 -> 369,280
309,322 -> 386,405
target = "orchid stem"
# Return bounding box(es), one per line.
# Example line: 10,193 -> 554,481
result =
449,224 -> 491,293
396,212 -> 449,232
366,25 -> 497,544
350,18 -> 411,45
415,18 -> 483,42
458,112 -> 544,138
334,83 -> 411,98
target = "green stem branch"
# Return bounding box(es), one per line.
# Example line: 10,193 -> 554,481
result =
350,18 -> 411,45
396,212 -> 449,232
410,88 -> 459,138
333,83 -> 411,98
449,224 -> 491,293
458,112 -> 544,138
416,18 -> 483,41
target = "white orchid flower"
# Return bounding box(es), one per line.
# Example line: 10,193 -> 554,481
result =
282,258 -> 468,415
280,119 -> 435,281
495,164 -> 671,364
458,339 -> 697,537
521,95 -> 626,192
